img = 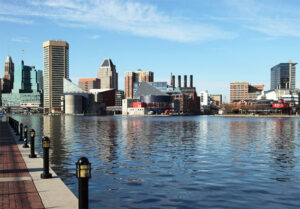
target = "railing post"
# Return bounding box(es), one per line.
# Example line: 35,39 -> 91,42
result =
23,126 -> 29,148
41,137 -> 52,179
29,129 -> 37,158
76,157 -> 91,209
19,123 -> 23,141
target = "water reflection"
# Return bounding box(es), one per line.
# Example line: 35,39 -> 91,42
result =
11,115 -> 300,209
269,119 -> 297,182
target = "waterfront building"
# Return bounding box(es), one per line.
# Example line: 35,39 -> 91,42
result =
230,82 -> 264,103
2,62 -> 43,107
174,74 -> 200,114
89,88 -> 115,106
78,78 -> 100,92
271,61 -> 297,90
125,70 -> 154,98
43,40 -> 69,114
200,91 -> 209,106
122,98 -> 139,115
97,58 -> 118,90
62,78 -> 106,115
115,90 -> 124,106
1,56 -> 14,93
210,94 -> 222,106
257,89 -> 300,104
63,78 -> 88,114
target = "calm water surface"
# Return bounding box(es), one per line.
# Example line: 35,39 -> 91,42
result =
12,115 -> 300,208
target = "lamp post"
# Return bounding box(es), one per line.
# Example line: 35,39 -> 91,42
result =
41,137 -> 52,179
23,126 -> 29,148
29,129 -> 37,158
19,123 -> 23,141
76,157 -> 91,209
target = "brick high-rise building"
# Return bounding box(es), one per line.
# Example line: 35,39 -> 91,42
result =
125,70 -> 154,98
43,40 -> 69,114
97,58 -> 118,90
1,56 -> 14,93
78,78 -> 100,92
230,82 -> 264,103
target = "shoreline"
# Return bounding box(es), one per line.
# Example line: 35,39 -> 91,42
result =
8,122 -> 78,209
211,114 -> 300,118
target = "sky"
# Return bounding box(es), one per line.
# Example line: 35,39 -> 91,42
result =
0,0 -> 300,102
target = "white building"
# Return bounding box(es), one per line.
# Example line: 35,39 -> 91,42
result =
257,89 -> 300,104
122,98 -> 139,115
200,90 -> 209,106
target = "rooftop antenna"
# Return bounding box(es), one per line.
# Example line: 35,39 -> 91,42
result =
21,50 -> 24,65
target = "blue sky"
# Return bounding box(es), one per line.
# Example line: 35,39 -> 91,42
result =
0,0 -> 300,102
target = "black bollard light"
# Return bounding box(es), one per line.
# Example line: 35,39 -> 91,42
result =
76,157 -> 91,209
29,129 -> 37,158
19,123 -> 23,141
41,137 -> 52,179
23,126 -> 29,148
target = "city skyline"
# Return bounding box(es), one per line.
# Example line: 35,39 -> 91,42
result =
0,0 -> 300,101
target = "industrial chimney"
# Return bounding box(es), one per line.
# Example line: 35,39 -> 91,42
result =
190,75 -> 193,88
184,75 -> 187,88
172,75 -> 175,88
178,75 -> 181,88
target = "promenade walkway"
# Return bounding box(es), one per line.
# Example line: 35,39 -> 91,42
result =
0,121 -> 44,209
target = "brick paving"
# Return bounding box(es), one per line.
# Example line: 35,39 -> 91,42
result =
0,121 -> 44,209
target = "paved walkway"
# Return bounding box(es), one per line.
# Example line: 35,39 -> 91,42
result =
0,121 -> 44,209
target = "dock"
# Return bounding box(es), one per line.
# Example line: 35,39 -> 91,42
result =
0,120 -> 78,208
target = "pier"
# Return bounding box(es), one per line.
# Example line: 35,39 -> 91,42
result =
0,119 -> 78,208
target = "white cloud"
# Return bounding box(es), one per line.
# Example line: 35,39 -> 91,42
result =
0,15 -> 33,24
0,0 -> 236,43
11,37 -> 31,43
224,0 -> 300,37
89,34 -> 100,40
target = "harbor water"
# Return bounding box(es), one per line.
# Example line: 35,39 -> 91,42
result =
12,115 -> 300,208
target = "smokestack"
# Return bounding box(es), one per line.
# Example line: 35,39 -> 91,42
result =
178,75 -> 181,88
184,75 -> 187,88
190,75 -> 193,87
172,75 -> 175,88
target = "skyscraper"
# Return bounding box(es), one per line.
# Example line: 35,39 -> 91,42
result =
1,56 -> 14,93
271,61 -> 297,90
43,40 -> 69,114
125,70 -> 154,98
97,58 -> 118,90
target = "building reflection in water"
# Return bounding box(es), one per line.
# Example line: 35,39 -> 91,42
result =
229,117 -> 297,181
121,117 -> 200,163
43,115 -> 73,179
94,118 -> 119,163
269,119 -> 297,175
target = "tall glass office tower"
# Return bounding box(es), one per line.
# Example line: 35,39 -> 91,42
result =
271,62 -> 297,90
43,40 -> 69,114
1,61 -> 43,107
